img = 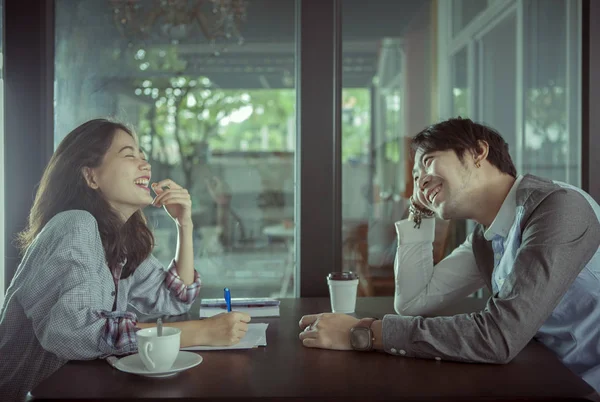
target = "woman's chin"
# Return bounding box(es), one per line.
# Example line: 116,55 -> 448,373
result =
135,199 -> 153,211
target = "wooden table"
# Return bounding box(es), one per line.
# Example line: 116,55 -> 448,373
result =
31,297 -> 598,401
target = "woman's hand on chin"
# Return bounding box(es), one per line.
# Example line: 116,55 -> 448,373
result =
151,179 -> 193,229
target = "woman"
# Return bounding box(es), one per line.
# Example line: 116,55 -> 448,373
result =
0,119 -> 251,401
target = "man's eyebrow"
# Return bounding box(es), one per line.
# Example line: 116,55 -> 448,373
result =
412,152 -> 429,176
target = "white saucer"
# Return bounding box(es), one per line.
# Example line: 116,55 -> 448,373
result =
113,351 -> 203,378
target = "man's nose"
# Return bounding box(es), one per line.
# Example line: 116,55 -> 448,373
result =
418,174 -> 430,191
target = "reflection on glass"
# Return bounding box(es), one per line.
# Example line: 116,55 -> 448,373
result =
342,1 -> 435,297
55,0 -> 297,298
523,0 -> 578,184
0,0 -> 4,304
342,88 -> 371,164
452,47 -> 469,117
448,0 -> 581,267
452,0 -> 488,35
479,12 -> 517,156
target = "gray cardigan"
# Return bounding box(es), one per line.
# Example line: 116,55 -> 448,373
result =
382,174 -> 600,391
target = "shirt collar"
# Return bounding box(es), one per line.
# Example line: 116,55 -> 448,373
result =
483,175 -> 524,241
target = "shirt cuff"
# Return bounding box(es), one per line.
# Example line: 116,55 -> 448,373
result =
165,260 -> 202,304
381,314 -> 415,357
96,310 -> 139,355
395,218 -> 435,245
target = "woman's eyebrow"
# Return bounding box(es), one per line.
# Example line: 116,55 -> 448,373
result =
118,145 -> 135,154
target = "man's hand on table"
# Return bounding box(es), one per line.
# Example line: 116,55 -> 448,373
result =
298,313 -> 359,350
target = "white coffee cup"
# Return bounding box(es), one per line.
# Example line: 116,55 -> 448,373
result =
327,272 -> 359,313
136,326 -> 181,372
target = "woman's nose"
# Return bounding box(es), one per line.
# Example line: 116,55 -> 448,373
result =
140,159 -> 151,171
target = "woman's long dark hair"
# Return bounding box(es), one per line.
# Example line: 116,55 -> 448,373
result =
17,118 -> 154,278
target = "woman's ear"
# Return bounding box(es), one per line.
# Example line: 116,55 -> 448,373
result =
82,167 -> 99,189
473,140 -> 489,166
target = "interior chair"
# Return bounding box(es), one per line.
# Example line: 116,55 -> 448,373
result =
343,217 -> 454,297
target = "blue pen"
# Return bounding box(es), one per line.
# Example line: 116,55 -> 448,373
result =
224,287 -> 232,312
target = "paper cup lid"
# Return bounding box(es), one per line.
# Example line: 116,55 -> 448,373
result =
327,271 -> 358,280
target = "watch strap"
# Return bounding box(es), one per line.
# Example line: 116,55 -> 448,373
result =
355,317 -> 376,329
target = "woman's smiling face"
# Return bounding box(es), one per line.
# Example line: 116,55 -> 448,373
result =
83,129 -> 153,220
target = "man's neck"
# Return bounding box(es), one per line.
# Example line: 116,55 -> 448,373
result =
472,174 -> 517,228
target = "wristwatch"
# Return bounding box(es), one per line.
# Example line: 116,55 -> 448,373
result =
350,318 -> 377,351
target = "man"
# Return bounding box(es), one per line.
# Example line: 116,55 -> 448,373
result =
299,117 -> 600,392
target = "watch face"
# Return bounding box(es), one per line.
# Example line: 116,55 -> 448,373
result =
350,327 -> 372,351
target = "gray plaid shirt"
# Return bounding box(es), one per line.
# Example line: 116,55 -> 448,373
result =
0,210 -> 201,401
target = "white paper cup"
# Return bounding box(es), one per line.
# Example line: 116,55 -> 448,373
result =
327,272 -> 359,313
136,326 -> 181,372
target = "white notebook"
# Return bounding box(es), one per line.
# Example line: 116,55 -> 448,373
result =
199,298 -> 280,318
199,305 -> 280,318
181,323 -> 269,350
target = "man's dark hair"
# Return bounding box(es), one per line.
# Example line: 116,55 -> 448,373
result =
411,117 -> 517,178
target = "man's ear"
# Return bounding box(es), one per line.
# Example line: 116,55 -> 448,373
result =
473,140 -> 489,166
82,167 -> 99,189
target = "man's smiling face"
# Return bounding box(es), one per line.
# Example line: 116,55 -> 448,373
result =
412,147 -> 476,220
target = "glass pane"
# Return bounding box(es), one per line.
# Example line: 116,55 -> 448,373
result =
0,0 -> 4,304
478,12 -> 517,159
342,1 -> 438,297
452,0 -> 488,35
523,0 -> 579,185
451,47 -> 469,116
55,0 -> 297,298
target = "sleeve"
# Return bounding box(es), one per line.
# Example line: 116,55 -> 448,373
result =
127,255 -> 201,316
394,218 -> 484,316
383,190 -> 600,364
18,213 -> 139,360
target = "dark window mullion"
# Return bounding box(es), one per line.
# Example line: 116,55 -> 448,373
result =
4,0 -> 54,289
296,0 -> 342,297
582,0 -> 600,202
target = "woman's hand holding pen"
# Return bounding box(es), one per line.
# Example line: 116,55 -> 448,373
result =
149,181 -> 250,346
160,313 -> 251,348
197,312 -> 252,346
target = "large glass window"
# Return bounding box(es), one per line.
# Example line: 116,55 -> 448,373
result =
55,0 -> 297,298
341,1 -> 437,297
452,0 -> 488,36
478,11 -> 517,152
452,47 -> 469,116
443,0 -> 581,186
523,0 -> 580,184
0,0 -> 4,304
